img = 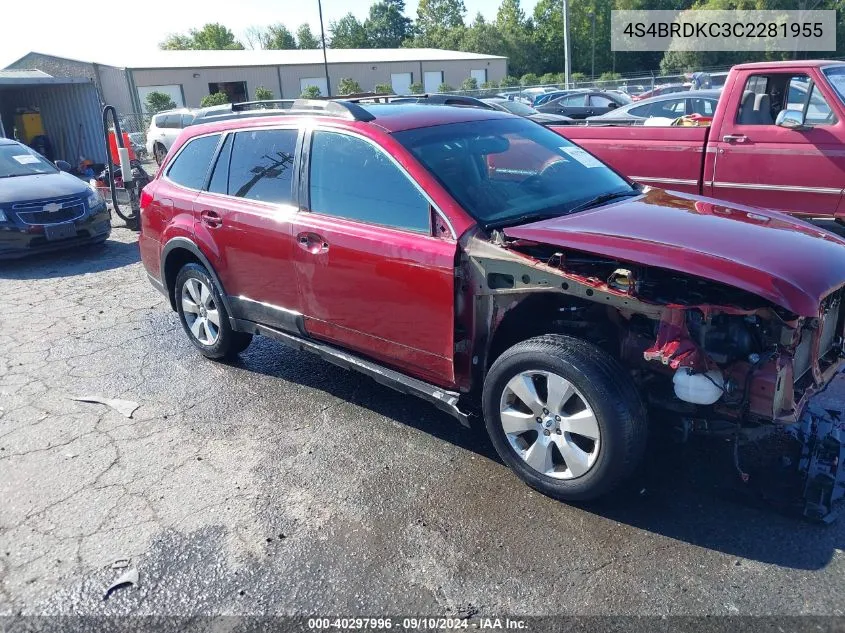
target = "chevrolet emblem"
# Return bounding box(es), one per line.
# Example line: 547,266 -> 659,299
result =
42,202 -> 62,213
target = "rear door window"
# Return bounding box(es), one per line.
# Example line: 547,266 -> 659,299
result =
227,129 -> 298,204
166,134 -> 221,190
562,94 -> 587,106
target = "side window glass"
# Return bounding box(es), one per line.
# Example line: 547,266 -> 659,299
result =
628,103 -> 653,118
153,114 -> 166,127
690,98 -> 716,116
207,134 -> 233,194
590,95 -> 613,108
181,113 -> 195,128
166,134 -> 220,190
563,94 -> 586,106
228,129 -> 298,204
805,83 -> 835,125
309,131 -> 430,234
737,75 -> 775,125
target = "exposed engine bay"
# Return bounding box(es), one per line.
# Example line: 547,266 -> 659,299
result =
456,229 -> 845,520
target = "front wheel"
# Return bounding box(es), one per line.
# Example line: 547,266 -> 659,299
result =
175,263 -> 252,360
482,334 -> 647,502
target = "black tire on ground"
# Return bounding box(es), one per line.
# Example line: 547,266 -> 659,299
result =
154,143 -> 167,165
174,263 -> 253,360
482,334 -> 648,502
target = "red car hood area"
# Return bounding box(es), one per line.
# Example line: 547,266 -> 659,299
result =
503,188 -> 845,317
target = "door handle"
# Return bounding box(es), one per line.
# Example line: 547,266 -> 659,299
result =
722,134 -> 748,143
296,232 -> 329,254
200,209 -> 222,228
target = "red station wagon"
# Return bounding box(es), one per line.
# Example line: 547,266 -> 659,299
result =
139,99 -> 845,517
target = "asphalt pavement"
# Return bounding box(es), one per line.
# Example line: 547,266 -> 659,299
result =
2,225 -> 845,620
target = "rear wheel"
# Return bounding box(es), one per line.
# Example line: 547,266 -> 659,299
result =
482,334 -> 647,501
175,263 -> 252,360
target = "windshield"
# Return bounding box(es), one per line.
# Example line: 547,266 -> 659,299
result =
823,66 -> 845,105
499,101 -> 538,116
0,144 -> 57,178
395,118 -> 635,229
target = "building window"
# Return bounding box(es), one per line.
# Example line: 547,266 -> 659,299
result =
208,81 -> 247,103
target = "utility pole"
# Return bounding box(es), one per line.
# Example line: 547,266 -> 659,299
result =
562,0 -> 571,88
588,11 -> 596,80
317,0 -> 332,96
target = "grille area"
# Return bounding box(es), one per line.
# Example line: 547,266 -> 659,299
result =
18,203 -> 85,225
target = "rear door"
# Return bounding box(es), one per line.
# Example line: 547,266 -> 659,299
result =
192,126 -> 302,330
291,127 -> 457,386
709,70 -> 845,217
553,93 -> 590,118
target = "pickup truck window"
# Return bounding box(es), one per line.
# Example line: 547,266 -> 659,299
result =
786,77 -> 835,125
395,118 -> 635,229
823,66 -> 845,106
739,72 -> 835,126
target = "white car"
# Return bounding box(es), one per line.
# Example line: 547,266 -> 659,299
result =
145,109 -> 195,165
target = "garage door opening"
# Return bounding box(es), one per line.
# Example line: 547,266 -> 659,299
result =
300,77 -> 329,97
391,73 -> 412,95
208,81 -> 247,103
424,71 -> 443,94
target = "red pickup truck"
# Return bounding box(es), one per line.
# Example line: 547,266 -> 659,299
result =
555,60 -> 845,220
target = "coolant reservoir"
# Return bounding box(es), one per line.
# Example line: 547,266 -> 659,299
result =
673,368 -> 724,405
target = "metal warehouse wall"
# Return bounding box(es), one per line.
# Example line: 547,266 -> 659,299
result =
95,64 -> 135,114
0,82 -> 105,163
131,67 -> 280,108
132,58 -> 508,104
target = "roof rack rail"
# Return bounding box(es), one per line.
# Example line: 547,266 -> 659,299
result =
290,99 -> 376,122
232,99 -> 295,111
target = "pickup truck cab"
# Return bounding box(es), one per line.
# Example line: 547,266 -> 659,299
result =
139,99 -> 845,517
555,61 -> 845,220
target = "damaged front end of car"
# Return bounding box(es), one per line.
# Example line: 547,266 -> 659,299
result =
455,228 -> 845,521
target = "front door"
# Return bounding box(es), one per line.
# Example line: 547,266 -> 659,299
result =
193,127 -> 302,331
709,70 -> 845,218
291,128 -> 457,386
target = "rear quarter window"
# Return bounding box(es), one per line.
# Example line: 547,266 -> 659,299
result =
166,134 -> 221,190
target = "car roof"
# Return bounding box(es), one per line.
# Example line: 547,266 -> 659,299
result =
732,59 -> 843,70
630,88 -> 721,105
0,137 -> 22,146
183,101 -> 513,138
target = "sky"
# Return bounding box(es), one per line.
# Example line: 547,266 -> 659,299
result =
0,0 -> 541,68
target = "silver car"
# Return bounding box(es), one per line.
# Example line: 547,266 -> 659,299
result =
586,89 -> 721,126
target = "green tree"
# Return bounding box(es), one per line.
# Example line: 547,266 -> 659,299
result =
337,77 -> 363,95
254,86 -> 274,100
413,0 -> 466,48
495,0 -> 535,77
330,14 -> 370,48
459,13 -> 505,57
200,92 -> 230,107
481,79 -> 499,89
159,33 -> 194,50
145,91 -> 177,114
301,85 -> 322,98
374,82 -> 393,93
598,71 -> 621,81
520,72 -> 539,86
571,72 -> 587,82
437,82 -> 455,92
540,72 -> 558,84
364,0 -> 413,47
461,77 -> 478,90
499,75 -> 519,87
296,23 -> 320,49
261,24 -> 297,49
409,82 -> 424,94
159,23 -> 243,50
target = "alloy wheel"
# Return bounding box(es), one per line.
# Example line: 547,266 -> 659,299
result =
498,370 -> 601,479
181,278 -> 220,346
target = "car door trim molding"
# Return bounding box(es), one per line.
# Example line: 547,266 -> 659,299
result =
229,295 -> 305,335
306,126 -> 457,240
708,181 -> 844,195
631,176 -> 699,186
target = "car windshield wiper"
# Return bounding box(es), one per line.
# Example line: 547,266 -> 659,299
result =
566,189 -> 640,215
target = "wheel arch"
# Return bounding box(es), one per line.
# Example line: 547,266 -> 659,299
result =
160,237 -> 237,328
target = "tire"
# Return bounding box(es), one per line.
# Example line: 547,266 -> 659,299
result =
482,334 -> 647,502
154,143 -> 167,166
174,263 -> 253,360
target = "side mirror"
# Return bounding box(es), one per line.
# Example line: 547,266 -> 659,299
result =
54,160 -> 72,172
607,102 -> 618,110
776,109 -> 805,130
